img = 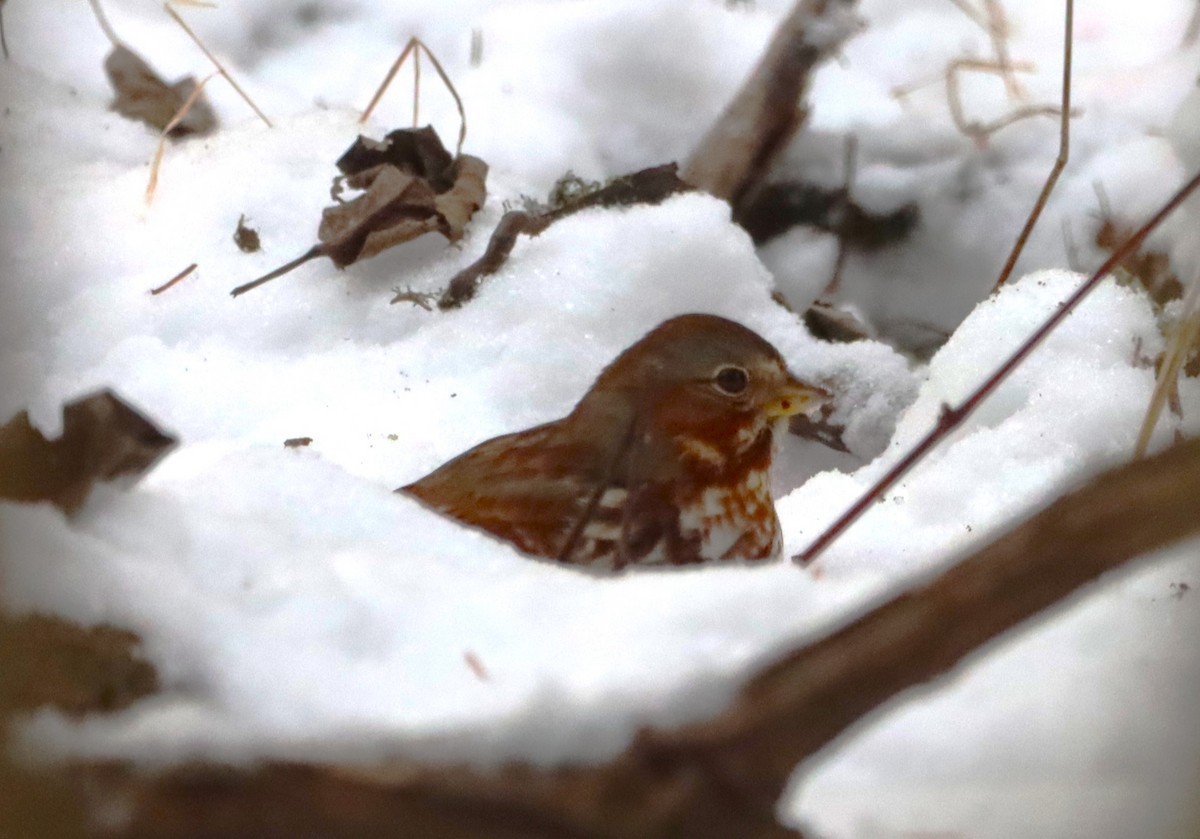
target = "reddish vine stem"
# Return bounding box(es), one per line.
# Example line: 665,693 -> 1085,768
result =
797,165 -> 1200,564
992,0 -> 1073,290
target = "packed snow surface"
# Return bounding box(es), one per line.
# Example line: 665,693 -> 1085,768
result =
2,0 -> 1199,837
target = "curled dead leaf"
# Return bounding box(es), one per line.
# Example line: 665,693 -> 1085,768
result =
0,390 -> 177,515
104,44 -> 217,137
231,126 -> 488,297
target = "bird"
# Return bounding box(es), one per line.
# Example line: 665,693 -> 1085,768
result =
399,313 -> 830,570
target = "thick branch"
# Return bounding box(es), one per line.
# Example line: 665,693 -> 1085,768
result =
64,437 -> 1200,838
647,435 -> 1200,798
683,0 -> 860,203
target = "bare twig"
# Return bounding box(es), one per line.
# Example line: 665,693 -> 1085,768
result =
230,246 -> 322,297
797,164 -> 1200,564
992,0 -> 1074,290
943,0 -> 1023,96
145,72 -> 217,203
360,38 -> 468,156
684,0 -> 861,203
429,164 -> 690,310
164,3 -> 272,128
149,263 -> 198,295
824,135 -> 859,296
60,436 -> 1200,838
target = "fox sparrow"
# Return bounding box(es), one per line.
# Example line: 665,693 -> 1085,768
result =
400,313 -> 830,570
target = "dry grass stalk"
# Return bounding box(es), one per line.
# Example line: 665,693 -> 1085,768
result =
86,0 -> 122,47
946,0 -> 1023,96
1135,274 -> 1200,455
991,0 -> 1073,289
799,160 -> 1200,564
824,134 -> 858,296
359,37 -> 468,156
164,2 -> 272,128
144,72 -> 217,203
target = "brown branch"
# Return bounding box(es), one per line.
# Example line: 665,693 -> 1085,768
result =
683,0 -> 861,204
992,0 -> 1073,290
650,434 -> 1200,795
61,435 -> 1200,838
429,164 -> 691,310
797,162 -> 1200,564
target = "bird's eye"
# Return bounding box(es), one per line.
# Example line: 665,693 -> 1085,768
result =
713,365 -> 749,396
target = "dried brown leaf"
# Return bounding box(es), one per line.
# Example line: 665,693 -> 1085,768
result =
104,44 -> 217,137
0,390 -> 177,515
231,127 -> 488,296
234,214 -> 262,253
0,614 -> 158,717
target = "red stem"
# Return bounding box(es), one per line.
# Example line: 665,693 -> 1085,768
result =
797,166 -> 1200,564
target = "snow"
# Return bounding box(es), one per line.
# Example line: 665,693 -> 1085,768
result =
2,0 -> 1199,836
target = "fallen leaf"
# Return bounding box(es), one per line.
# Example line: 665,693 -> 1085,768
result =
231,127 -> 488,296
234,214 -> 262,253
0,390 -> 177,515
283,437 -> 313,448
0,614 -> 158,717
104,44 -> 217,137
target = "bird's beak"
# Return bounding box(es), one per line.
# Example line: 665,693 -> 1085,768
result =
765,376 -> 832,419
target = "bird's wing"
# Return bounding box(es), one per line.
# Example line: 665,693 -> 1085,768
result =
400,418 -> 624,560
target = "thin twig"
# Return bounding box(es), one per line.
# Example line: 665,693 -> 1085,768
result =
149,263 -> 198,295
145,72 -> 217,203
797,164 -> 1200,564
87,0 -> 123,47
992,0 -> 1073,290
824,135 -> 859,296
230,246 -> 323,297
981,0 -> 1022,97
944,57 -> 1057,145
164,3 -> 272,128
